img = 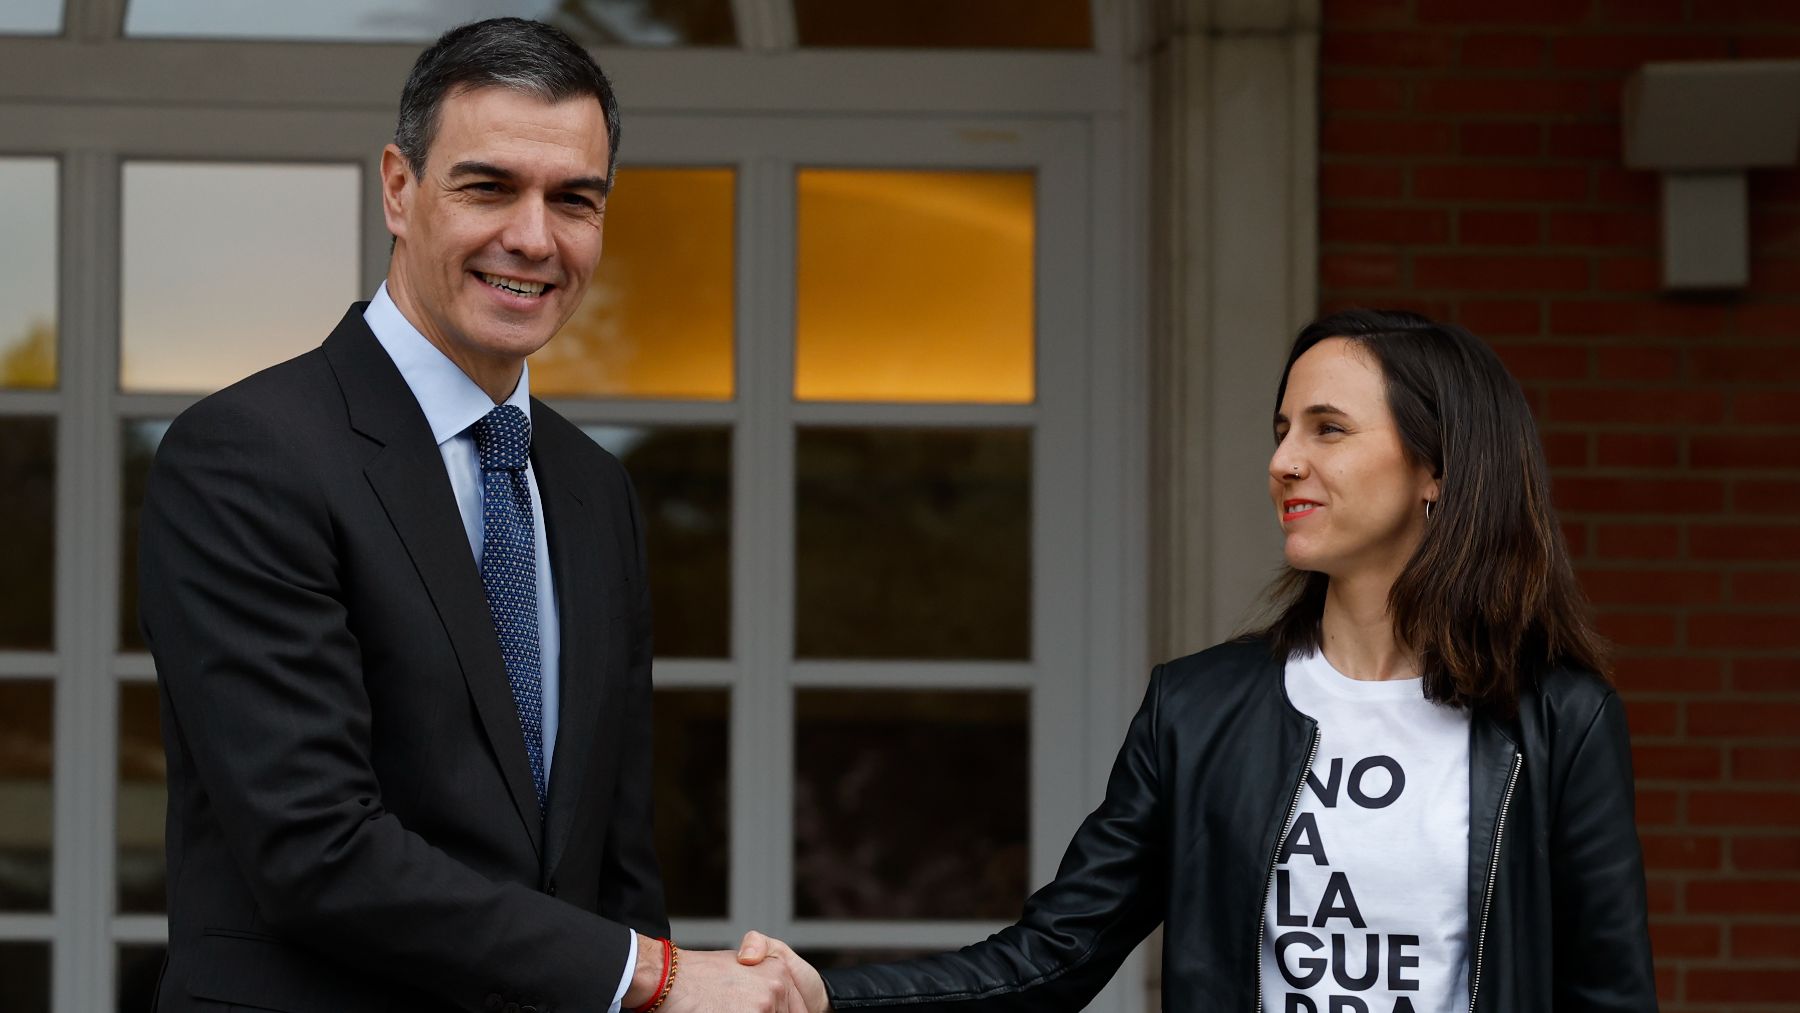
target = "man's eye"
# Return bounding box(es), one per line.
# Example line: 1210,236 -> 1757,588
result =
560,194 -> 595,208
467,182 -> 502,193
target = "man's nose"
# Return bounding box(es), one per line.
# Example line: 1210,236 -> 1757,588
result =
501,199 -> 555,260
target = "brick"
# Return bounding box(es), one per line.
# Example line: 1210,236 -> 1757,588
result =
1416,79 -> 1596,116
1750,257 -> 1800,294
1731,923 -> 1800,960
1596,433 -> 1680,468
1614,656 -> 1724,693
1321,207 -> 1451,245
1415,254 -> 1589,291
1417,0 -> 1594,25
1636,787 -> 1680,824
1750,171 -> 1800,204
1596,346 -> 1681,380
1689,612 -> 1800,649
1597,611 -> 1679,649
1634,746 -> 1725,781
1732,480 -> 1800,517
1692,790 -> 1800,827
1736,658 -> 1800,692
1689,881 -> 1800,920
1690,525 -> 1800,560
1323,75 -> 1409,112
1735,747 -> 1800,782
1457,299 -> 1541,336
1562,519 -> 1589,557
1322,119 -> 1455,157
1653,965 -> 1674,1001
1738,36 -> 1800,59
1624,699 -> 1680,738
1690,701 -> 1800,738
1460,33 -> 1547,68
1557,475 -> 1726,512
1734,390 -> 1800,426
1734,303 -> 1800,338
1322,31 -> 1458,68
1494,343 -> 1586,380
1687,969 -> 1800,1003
1458,122 -> 1543,158
1593,169 -> 1660,205
1649,921 -> 1723,958
1551,35 -> 1732,70
1414,164 -> 1589,203
1322,251 -> 1404,289
1705,0 -> 1800,23
1548,209 -> 1658,248
1321,0 -> 1411,24
1580,568 -> 1720,605
1545,388 -> 1726,425
1694,346 -> 1800,382
1647,875 -> 1677,915
1596,256 -> 1662,292
1730,571 -> 1800,606
1599,0 -> 1685,20
1459,209 -> 1541,246
1541,431 -> 1590,468
1735,837 -> 1800,871
1692,435 -> 1800,470
1597,523 -> 1680,559
1751,211 -> 1800,252
1321,163 -> 1406,200
1548,123 -> 1619,160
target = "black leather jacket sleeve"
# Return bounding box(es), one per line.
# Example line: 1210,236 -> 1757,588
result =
822,667 -> 1171,1011
1548,691 -> 1658,1010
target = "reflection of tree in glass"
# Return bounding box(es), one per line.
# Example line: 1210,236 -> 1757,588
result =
0,418 -> 54,649
552,0 -> 735,46
794,691 -> 1029,920
0,320 -> 54,388
795,429 -> 1030,660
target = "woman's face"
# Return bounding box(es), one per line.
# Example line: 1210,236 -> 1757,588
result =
1269,337 -> 1439,585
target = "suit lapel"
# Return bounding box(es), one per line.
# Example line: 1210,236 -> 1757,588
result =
534,412 -> 612,874
324,309 -> 545,857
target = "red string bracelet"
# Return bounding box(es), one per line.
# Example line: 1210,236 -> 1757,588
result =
633,937 -> 676,1013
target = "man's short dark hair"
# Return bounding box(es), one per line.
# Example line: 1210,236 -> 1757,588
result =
395,17 -> 621,188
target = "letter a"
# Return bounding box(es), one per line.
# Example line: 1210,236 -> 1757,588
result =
1282,811 -> 1329,866
1312,872 -> 1367,929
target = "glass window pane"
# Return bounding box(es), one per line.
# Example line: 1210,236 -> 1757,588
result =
653,689 -> 727,917
0,159 -> 57,389
802,949 -> 933,970
0,2 -> 61,35
0,942 -> 50,1012
581,426 -> 730,658
124,0 -> 735,45
796,0 -> 1089,50
119,420 -> 169,652
0,419 -> 55,650
0,681 -> 52,912
796,170 -> 1034,403
119,945 -> 166,1013
794,690 -> 1027,920
536,168 -> 735,400
118,683 -> 166,914
795,428 -> 1028,660
120,162 -> 360,394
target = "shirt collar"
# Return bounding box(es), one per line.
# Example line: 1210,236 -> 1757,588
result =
364,281 -> 532,447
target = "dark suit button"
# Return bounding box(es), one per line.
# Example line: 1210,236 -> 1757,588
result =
485,995 -> 503,1012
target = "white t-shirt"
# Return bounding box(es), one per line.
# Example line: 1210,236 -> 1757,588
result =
1258,650 -> 1472,1013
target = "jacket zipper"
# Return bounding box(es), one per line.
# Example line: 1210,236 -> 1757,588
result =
1254,727 -> 1320,1013
1468,750 -> 1522,1013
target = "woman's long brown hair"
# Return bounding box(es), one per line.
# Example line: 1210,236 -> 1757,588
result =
1248,308 -> 1608,716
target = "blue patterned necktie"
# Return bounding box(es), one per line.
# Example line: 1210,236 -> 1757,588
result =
471,405 -> 546,815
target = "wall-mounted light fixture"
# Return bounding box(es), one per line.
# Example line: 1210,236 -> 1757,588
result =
1624,60 -> 1800,290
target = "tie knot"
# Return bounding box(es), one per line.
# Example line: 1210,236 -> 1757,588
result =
472,405 -> 532,472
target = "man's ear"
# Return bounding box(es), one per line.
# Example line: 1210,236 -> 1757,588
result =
379,144 -> 414,240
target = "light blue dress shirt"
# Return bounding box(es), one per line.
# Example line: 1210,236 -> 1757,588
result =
364,284 -> 636,1011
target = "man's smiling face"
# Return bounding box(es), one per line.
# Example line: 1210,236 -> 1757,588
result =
381,84 -> 610,390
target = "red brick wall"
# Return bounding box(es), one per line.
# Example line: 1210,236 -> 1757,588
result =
1319,1 -> 1800,1007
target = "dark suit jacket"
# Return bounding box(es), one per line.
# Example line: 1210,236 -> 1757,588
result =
139,305 -> 668,1013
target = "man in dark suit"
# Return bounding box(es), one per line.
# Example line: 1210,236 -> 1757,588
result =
140,18 -> 815,1013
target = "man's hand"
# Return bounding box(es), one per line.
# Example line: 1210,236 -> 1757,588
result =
737,931 -> 828,1013
625,934 -> 811,1012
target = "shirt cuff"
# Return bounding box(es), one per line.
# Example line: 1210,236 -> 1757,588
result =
609,928 -> 639,1013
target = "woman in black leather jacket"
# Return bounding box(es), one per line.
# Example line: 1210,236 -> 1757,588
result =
753,309 -> 1657,1012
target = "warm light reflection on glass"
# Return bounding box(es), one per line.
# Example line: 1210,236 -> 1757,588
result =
533,168 -> 735,400
0,158 -> 58,389
796,170 -> 1034,403
124,0 -> 734,45
119,162 -> 360,395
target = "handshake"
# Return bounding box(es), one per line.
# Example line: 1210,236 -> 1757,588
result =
623,930 -> 829,1013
